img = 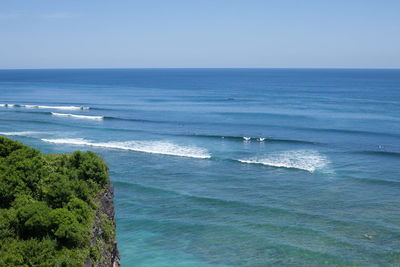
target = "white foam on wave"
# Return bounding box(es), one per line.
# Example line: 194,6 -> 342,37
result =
19,104 -> 38,109
20,104 -> 89,110
0,104 -> 6,107
0,131 -> 41,136
41,138 -> 211,159
39,105 -> 89,110
238,150 -> 329,173
51,112 -> 103,120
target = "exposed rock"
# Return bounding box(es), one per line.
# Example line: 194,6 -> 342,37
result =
85,183 -> 120,267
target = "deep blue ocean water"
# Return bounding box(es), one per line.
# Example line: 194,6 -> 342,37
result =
1,69 -> 400,266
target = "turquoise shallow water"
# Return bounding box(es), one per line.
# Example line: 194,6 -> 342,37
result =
1,69 -> 400,266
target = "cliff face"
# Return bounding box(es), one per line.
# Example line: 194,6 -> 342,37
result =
85,183 -> 120,267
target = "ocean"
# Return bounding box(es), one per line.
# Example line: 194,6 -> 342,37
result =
1,69 -> 399,266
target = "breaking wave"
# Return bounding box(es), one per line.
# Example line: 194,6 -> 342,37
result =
51,112 -> 103,120
1,104 -> 89,110
238,150 -> 329,173
21,105 -> 90,110
0,131 -> 42,136
0,104 -> 15,107
188,134 -> 316,144
41,138 -> 211,159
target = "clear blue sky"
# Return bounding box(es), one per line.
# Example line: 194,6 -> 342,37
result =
1,0 -> 399,69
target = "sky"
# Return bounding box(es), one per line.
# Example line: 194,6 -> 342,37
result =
0,0 -> 399,69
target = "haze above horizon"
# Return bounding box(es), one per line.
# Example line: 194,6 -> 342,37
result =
1,0 -> 399,69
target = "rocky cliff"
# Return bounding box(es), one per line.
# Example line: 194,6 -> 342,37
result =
85,183 -> 120,267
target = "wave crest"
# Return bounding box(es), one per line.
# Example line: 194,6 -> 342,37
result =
33,105 -> 89,110
1,104 -> 15,107
0,131 -> 41,136
238,150 -> 329,173
41,138 -> 211,159
51,112 -> 103,120
19,104 -> 90,110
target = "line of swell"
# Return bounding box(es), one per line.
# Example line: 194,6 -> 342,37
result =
111,181 -> 373,229
0,110 -> 52,116
51,112 -> 103,120
352,150 -> 400,158
342,175 -> 400,187
0,109 -> 157,123
188,134 -> 317,144
41,138 -> 211,159
102,116 -> 163,123
0,103 -> 90,110
0,118 -> 320,148
305,127 -> 400,139
0,131 -> 42,137
236,159 -> 315,173
1,129 -> 330,173
235,150 -> 329,173
3,104 -> 400,139
7,106 -> 395,140
40,137 -> 328,173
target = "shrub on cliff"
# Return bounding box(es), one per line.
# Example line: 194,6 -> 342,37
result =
0,136 -> 110,266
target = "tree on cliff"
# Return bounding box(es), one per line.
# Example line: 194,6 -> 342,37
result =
0,136 -> 113,266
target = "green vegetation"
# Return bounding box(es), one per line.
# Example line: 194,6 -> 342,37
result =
0,136 -> 110,266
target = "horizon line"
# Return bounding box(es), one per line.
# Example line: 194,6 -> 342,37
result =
0,67 -> 399,71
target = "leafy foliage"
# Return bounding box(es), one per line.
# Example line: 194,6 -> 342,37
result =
0,137 -> 110,266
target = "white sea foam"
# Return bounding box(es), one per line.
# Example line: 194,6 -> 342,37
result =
20,104 -> 89,110
2,103 -> 90,110
21,105 -> 37,108
238,150 -> 329,173
41,138 -> 211,159
51,112 -> 103,120
0,131 -> 41,136
38,105 -> 89,110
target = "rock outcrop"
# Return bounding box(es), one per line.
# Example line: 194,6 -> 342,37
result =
85,183 -> 120,267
